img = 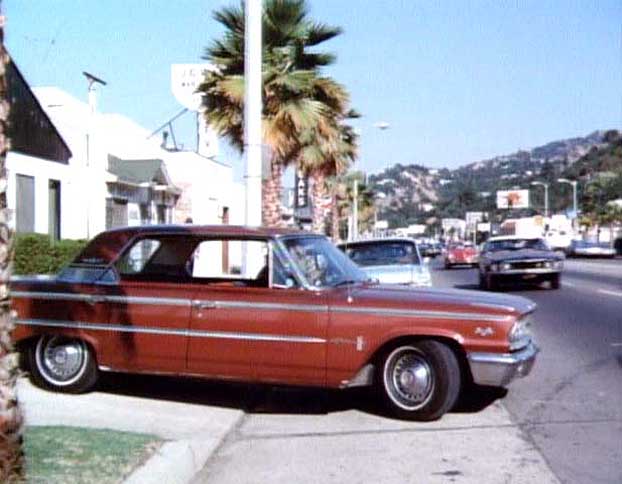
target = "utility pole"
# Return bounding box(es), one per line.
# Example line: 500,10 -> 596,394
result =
352,179 -> 358,240
531,181 -> 549,218
244,0 -> 262,227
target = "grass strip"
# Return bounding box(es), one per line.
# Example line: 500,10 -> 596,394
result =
24,425 -> 162,484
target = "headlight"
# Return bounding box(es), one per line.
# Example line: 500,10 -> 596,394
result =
500,263 -> 512,271
490,263 -> 499,272
508,316 -> 532,351
544,261 -> 552,268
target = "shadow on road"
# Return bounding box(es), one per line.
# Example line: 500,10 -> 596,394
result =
453,282 -> 554,293
96,372 -> 506,420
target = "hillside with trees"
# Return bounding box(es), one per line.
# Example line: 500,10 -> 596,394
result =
369,130 -> 619,229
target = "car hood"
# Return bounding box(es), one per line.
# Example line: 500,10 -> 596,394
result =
331,283 -> 535,320
485,249 -> 561,262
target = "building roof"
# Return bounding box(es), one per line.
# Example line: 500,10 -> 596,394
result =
7,59 -> 72,162
108,154 -> 173,186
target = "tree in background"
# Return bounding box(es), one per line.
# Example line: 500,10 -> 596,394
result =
199,0 -> 354,226
299,114 -> 359,236
330,171 -> 375,240
0,5 -> 25,480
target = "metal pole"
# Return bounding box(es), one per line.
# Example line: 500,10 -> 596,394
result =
572,182 -> 578,217
352,179 -> 358,240
244,0 -> 262,227
544,184 -> 549,218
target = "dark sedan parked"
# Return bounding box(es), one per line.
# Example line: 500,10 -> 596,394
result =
478,236 -> 564,290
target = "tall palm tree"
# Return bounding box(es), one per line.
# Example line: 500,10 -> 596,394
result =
199,0 -> 350,226
299,112 -> 359,236
0,5 -> 25,480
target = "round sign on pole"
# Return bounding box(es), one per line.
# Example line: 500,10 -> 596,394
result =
171,64 -> 216,111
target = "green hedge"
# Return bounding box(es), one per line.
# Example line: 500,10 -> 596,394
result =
13,233 -> 88,275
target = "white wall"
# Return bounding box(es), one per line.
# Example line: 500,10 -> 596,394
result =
6,151 -> 87,239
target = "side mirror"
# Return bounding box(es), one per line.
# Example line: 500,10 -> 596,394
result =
284,277 -> 296,288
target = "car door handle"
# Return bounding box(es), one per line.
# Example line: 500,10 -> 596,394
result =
193,300 -> 218,310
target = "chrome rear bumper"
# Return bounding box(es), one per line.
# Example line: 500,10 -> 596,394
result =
467,342 -> 539,387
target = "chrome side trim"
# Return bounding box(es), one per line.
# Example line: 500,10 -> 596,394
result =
12,291 -> 190,307
11,291 -> 92,303
195,300 -> 329,313
331,305 -> 512,322
14,318 -> 326,344
13,292 -> 511,321
105,295 -> 190,307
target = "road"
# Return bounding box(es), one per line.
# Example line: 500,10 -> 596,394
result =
429,257 -> 622,484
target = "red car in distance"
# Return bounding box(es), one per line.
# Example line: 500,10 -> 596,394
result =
444,242 -> 479,269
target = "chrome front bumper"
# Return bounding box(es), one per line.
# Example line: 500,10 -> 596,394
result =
467,342 -> 539,387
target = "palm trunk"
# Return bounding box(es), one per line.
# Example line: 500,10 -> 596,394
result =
331,190 -> 340,241
262,158 -> 283,227
311,173 -> 331,235
0,15 -> 25,481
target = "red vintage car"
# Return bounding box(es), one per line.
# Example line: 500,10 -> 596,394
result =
11,225 -> 538,421
444,242 -> 479,269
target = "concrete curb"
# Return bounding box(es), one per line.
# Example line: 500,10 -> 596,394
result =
124,414 -> 244,484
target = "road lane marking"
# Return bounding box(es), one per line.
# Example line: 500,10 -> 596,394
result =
597,289 -> 622,298
611,343 -> 622,347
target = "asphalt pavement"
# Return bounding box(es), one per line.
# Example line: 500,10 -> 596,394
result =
429,257 -> 622,484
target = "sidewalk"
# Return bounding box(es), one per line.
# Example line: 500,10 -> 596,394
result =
18,378 -> 244,484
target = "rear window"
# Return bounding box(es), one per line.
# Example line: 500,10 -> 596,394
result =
343,241 -> 420,267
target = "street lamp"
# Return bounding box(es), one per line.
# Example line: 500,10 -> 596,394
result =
530,181 -> 549,218
557,178 -> 578,218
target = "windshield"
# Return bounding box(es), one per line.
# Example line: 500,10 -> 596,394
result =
342,241 -> 421,267
485,238 -> 550,252
281,236 -> 367,288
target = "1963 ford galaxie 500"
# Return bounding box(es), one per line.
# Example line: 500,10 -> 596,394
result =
11,225 -> 538,421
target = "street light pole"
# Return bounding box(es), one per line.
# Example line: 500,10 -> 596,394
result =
531,181 -> 549,218
557,178 -> 578,216
244,0 -> 262,227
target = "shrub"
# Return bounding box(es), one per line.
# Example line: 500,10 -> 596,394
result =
13,233 -> 88,275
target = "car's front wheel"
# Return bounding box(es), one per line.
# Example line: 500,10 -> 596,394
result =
550,273 -> 561,290
28,335 -> 98,393
378,340 -> 461,421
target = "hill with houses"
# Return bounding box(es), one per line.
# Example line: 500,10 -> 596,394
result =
368,130 -> 615,228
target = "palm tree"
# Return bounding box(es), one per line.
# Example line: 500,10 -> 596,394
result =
299,110 -> 359,236
0,6 -> 25,480
199,0 -> 349,226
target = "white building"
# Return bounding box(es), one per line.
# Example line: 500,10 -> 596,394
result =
6,60 -> 243,241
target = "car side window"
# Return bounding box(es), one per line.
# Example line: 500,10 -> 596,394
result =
190,239 -> 269,286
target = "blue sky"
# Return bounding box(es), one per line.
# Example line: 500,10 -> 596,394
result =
6,0 -> 621,178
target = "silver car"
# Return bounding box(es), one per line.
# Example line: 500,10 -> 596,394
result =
338,238 -> 432,287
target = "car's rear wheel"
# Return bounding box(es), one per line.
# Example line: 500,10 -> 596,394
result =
28,335 -> 98,393
378,340 -> 460,421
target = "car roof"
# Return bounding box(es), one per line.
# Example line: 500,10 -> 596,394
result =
337,237 -> 417,247
486,235 -> 543,242
75,225 -> 311,265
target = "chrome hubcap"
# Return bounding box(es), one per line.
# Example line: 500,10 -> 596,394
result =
384,347 -> 434,410
38,337 -> 86,384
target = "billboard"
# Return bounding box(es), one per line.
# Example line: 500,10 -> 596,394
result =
496,189 -> 529,209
